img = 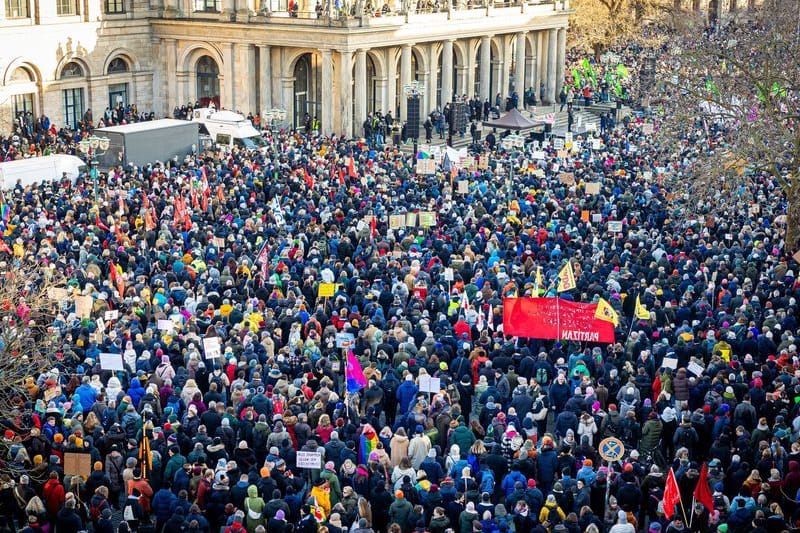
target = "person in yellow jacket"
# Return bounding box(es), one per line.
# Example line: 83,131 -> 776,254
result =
309,478 -> 331,518
539,494 -> 566,525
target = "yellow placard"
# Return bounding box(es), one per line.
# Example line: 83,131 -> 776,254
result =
317,283 -> 336,298
419,212 -> 436,227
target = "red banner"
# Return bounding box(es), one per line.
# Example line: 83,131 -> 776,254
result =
502,297 -> 615,343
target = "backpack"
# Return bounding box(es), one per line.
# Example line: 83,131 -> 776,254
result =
536,367 -> 549,385
479,469 -> 495,496
89,497 -> 106,521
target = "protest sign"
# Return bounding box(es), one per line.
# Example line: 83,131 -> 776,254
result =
687,361 -> 705,376
608,221 -> 623,232
336,332 -> 355,348
662,357 -> 679,369
585,182 -> 601,195
444,268 -> 454,281
48,287 -> 70,302
419,212 -> 436,227
203,336 -> 222,359
581,210 -> 590,222
75,296 -> 93,319
553,138 -> 565,150
296,451 -> 322,469
457,180 -> 468,194
389,214 -> 406,229
416,158 -> 436,175
559,173 -> 575,186
104,310 -> 119,321
502,297 -> 615,343
532,151 -> 546,160
64,453 -> 92,478
419,375 -> 441,393
479,155 -> 489,169
591,138 -> 602,150
157,319 -> 173,332
318,283 -> 337,298
99,353 -> 124,371
592,213 -> 602,223
406,212 -> 417,227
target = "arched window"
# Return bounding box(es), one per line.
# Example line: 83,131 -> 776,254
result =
107,57 -> 129,74
60,62 -> 84,79
196,55 -> 220,107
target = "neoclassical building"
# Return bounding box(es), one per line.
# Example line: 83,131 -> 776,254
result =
0,0 -> 571,136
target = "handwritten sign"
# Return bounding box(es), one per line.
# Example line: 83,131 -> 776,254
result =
157,319 -> 174,332
213,237 -> 226,248
559,173 -> 575,186
479,155 -> 489,170
203,336 -> 222,359
415,159 -> 436,175
335,332 -> 355,348
296,451 -> 322,469
318,283 -> 337,298
608,221 -> 623,233
532,150 -> 546,160
553,138 -> 565,150
585,182 -> 601,195
419,212 -> 436,227
48,287 -> 71,302
457,180 -> 468,194
591,138 -> 602,150
63,453 -> 92,478
662,357 -> 678,370
389,214 -> 406,229
419,375 -> 441,393
406,213 -> 417,227
444,268 -> 454,281
104,310 -> 119,321
75,296 -> 93,319
687,361 -> 704,376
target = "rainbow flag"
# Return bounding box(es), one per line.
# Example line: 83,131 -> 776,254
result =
0,194 -> 9,231
345,349 -> 367,394
360,423 -> 378,464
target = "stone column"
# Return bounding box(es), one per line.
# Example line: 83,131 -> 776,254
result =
515,32 -> 526,95
457,66 -> 469,97
479,35 -> 491,101
235,43 -> 256,114
400,44 -> 412,121
354,49 -> 368,136
441,39 -> 454,107
556,27 -> 566,98
258,45 -> 272,113
320,49 -> 333,134
281,77 -> 294,124
537,32 -> 547,95
222,0 -> 235,19
222,42 -> 235,109
339,49 -> 353,137
546,28 -> 557,104
500,36 -> 511,100
386,47 -> 397,117
527,32 -> 538,93
164,39 -> 178,110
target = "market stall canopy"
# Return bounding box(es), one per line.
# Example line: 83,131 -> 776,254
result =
483,108 -> 543,131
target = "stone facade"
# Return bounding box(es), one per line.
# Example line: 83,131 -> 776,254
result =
0,0 -> 570,136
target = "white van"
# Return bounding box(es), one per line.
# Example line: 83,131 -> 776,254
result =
0,154 -> 86,189
191,107 -> 267,150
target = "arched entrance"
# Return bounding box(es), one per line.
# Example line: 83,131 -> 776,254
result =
196,56 -> 220,107
473,42 -> 495,100
393,51 -> 420,116
293,53 -> 321,128
7,66 -> 38,118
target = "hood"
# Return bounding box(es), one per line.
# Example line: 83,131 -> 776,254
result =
247,485 -> 258,497
130,378 -> 142,389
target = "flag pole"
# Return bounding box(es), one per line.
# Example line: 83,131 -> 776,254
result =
679,495 -> 689,525
689,496 -> 695,528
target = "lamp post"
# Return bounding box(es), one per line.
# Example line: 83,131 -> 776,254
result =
77,135 -> 110,202
501,132 -> 525,196
403,80 -> 425,155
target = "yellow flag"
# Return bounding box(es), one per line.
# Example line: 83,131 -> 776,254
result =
635,295 -> 650,320
557,262 -> 576,292
534,266 -> 543,295
595,298 -> 620,326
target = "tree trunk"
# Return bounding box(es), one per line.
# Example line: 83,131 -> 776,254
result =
786,183 -> 800,253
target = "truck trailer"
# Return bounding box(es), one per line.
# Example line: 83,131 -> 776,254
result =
94,119 -> 199,168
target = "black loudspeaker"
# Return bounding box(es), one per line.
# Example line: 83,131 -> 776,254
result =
406,96 -> 420,139
453,102 -> 468,131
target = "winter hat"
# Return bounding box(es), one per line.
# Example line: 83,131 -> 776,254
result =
276,510 -> 286,520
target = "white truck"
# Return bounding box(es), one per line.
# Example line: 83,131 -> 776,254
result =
0,154 -> 86,189
191,107 -> 267,150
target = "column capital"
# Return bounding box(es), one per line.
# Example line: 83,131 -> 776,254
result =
481,35 -> 493,42
320,48 -> 333,57
402,43 -> 414,50
356,48 -> 368,55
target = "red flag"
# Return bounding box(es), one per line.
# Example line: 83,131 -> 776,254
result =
348,156 -> 357,178
502,297 -> 615,343
95,213 -> 110,231
693,463 -> 714,512
304,167 -> 314,189
370,216 -> 376,239
663,468 -> 682,520
109,260 -> 125,299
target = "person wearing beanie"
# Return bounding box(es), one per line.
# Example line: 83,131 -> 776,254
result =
321,459 -> 343,506
267,508 -> 290,533
389,489 -> 413,532
459,501 -> 479,533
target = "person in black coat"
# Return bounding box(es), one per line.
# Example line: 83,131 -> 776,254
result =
55,499 -> 84,533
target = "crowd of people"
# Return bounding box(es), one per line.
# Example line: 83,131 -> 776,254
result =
0,18 -> 796,533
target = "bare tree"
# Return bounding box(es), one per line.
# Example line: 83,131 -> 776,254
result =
655,1 -> 800,248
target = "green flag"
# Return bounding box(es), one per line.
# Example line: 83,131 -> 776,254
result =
705,79 -> 720,97
616,63 -> 629,79
572,68 -> 582,88
771,82 -> 787,98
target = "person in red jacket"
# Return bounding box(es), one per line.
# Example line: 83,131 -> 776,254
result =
42,471 -> 64,526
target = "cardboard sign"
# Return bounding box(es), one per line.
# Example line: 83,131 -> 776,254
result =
104,310 -> 119,321
444,268 -> 454,281
99,353 -> 125,371
608,221 -> 623,233
532,151 -> 546,160
662,357 -> 678,370
389,214 -> 406,229
203,336 -> 222,359
96,318 -> 106,336
415,159 -> 436,175
479,156 -> 489,170
317,283 -> 337,298
585,182 -> 601,195
74,296 -> 93,319
687,361 -> 705,376
48,287 -> 71,302
63,453 -> 93,478
296,451 -> 322,469
406,213 -> 417,227
419,375 -> 441,393
793,249 -> 800,265
572,141 -> 582,152
591,138 -> 602,150
457,180 -> 468,194
157,319 -> 174,332
559,173 -> 575,186
335,332 -> 355,348
553,138 -> 565,150
419,212 -> 436,227
213,237 -> 226,248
